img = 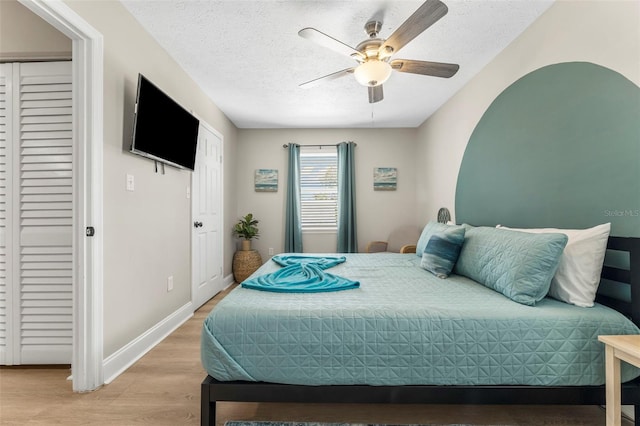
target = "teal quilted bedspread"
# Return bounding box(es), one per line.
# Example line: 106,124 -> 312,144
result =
201,253 -> 640,386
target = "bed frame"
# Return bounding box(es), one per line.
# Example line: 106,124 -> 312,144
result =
201,236 -> 640,426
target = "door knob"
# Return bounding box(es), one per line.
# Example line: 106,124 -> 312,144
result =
194,221 -> 203,228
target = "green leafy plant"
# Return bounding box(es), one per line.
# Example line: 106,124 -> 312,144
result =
232,213 -> 260,240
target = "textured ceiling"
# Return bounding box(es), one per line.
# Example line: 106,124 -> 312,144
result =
120,0 -> 555,129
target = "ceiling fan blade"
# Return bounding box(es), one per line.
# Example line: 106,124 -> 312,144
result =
299,68 -> 355,89
379,0 -> 448,58
368,85 -> 384,103
298,28 -> 365,61
391,59 -> 459,78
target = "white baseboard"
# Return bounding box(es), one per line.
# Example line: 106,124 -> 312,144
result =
102,301 -> 193,384
223,273 -> 234,288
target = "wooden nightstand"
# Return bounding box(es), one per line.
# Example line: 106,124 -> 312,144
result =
598,335 -> 640,426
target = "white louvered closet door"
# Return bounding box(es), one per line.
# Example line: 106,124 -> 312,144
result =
0,63 -> 13,365
0,62 -> 73,365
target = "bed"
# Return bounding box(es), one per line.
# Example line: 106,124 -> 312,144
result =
200,232 -> 640,426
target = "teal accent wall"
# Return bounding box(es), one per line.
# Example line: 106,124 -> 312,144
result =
455,62 -> 640,237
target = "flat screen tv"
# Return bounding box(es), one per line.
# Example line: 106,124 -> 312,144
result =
130,74 -> 199,170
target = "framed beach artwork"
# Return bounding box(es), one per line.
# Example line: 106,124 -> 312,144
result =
373,167 -> 397,191
254,169 -> 278,192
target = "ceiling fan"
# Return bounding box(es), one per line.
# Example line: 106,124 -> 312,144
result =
298,0 -> 459,103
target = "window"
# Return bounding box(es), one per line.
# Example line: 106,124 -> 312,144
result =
300,146 -> 337,231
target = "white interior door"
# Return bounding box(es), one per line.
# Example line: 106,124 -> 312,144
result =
191,123 -> 223,309
0,62 -> 73,365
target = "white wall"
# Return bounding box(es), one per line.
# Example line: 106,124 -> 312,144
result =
0,0 -> 71,61
416,0 -> 640,225
60,0 -> 238,358
237,128 -> 418,258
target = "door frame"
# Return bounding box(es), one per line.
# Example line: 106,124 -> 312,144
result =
191,121 -> 224,308
19,0 -> 104,391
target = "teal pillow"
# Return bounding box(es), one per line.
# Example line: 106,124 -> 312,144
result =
420,226 -> 466,278
453,226 -> 568,305
416,221 -> 463,256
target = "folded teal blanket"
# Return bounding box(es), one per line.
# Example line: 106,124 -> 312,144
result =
241,254 -> 360,293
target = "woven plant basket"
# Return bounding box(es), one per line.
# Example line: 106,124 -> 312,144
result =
232,250 -> 263,283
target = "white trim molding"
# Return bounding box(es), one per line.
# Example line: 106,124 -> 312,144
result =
0,51 -> 72,62
102,302 -> 194,384
223,273 -> 235,288
18,0 -> 104,392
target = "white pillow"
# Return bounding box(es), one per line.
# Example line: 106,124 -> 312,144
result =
496,223 -> 611,307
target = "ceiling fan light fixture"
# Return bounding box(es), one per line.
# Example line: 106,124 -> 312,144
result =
354,60 -> 392,87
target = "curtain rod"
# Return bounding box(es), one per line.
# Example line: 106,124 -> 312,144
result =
282,142 -> 357,148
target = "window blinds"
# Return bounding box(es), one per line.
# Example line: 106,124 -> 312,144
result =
299,148 -> 337,231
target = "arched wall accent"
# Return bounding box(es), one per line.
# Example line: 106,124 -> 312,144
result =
455,62 -> 639,237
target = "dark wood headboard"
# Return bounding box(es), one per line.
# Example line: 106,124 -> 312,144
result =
596,236 -> 640,327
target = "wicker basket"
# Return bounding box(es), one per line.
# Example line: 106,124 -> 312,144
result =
232,250 -> 263,283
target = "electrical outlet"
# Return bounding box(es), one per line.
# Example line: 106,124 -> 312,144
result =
167,276 -> 174,292
126,174 -> 135,191
268,248 -> 274,255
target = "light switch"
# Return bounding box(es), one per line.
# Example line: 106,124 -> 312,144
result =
126,174 -> 135,191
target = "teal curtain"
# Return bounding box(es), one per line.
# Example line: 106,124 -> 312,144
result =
285,144 -> 303,253
337,142 -> 358,253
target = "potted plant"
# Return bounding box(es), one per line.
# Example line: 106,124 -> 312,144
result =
233,213 -> 259,251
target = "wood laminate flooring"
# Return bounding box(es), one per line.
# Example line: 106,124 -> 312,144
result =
0,285 -> 633,425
